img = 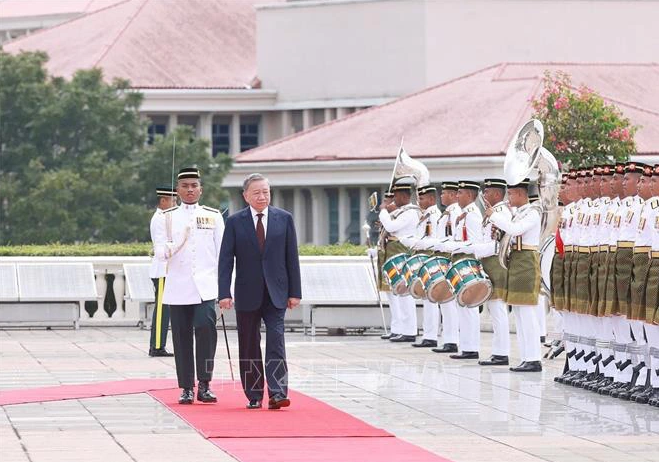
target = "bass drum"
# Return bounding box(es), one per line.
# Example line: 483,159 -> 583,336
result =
445,258 -> 492,308
540,235 -> 556,296
382,253 -> 410,295
403,254 -> 430,299
419,256 -> 454,303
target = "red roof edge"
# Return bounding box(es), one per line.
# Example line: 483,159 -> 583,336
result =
236,63 -> 504,159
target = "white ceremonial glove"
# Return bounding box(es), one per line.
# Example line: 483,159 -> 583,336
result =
366,248 -> 378,259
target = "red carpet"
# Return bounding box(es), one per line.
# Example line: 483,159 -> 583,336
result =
148,384 -> 391,438
0,379 -> 177,406
212,437 -> 452,462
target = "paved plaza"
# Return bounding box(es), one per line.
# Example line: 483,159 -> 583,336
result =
0,327 -> 657,462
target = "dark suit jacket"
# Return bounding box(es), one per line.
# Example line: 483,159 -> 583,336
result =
218,206 -> 302,311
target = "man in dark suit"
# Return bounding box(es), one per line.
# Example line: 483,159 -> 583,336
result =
218,173 -> 302,410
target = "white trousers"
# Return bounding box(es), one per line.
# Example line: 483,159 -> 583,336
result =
535,294 -> 548,337
440,299 -> 459,344
512,305 -> 541,362
386,292 -> 400,335
611,315 -> 633,383
487,299 -> 510,356
645,324 -> 659,387
397,294 -> 417,336
458,305 -> 480,353
421,299 -> 439,340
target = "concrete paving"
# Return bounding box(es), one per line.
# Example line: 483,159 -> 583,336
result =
0,327 -> 657,462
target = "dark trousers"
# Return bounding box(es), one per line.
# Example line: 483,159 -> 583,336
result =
150,278 -> 170,351
235,288 -> 288,401
170,299 -> 217,389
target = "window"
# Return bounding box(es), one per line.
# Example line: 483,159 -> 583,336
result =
212,123 -> 230,157
147,122 -> 166,144
326,188 -> 339,244
240,115 -> 260,152
347,188 -> 361,244
291,110 -> 303,133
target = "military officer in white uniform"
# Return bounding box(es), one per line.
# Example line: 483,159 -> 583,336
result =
487,179 -> 543,372
148,186 -> 177,357
379,176 -> 422,342
153,167 -> 225,404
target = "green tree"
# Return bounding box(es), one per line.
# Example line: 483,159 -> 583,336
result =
530,71 -> 638,168
0,51 -> 231,244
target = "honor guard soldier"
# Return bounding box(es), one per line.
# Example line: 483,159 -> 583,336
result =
410,184 -> 441,348
623,164 -> 655,401
379,176 -> 422,342
487,178 -> 543,372
153,167 -> 225,404
465,179 -> 512,366
642,165 -> 659,406
435,180 -> 484,360
411,181 -> 462,353
148,186 -> 177,357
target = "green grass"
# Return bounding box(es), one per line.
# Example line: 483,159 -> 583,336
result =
0,243 -> 368,257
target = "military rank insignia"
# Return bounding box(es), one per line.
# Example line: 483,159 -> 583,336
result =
655,215 -> 659,229
625,211 -> 634,223
593,214 -> 601,225
638,218 -> 646,230
614,216 -> 621,228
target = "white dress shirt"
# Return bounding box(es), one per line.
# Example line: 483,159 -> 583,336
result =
250,206 -> 268,238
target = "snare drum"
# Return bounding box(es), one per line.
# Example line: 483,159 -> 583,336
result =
403,254 -> 430,299
382,253 -> 410,295
446,258 -> 493,308
418,256 -> 454,303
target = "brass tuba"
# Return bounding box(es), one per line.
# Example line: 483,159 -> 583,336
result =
498,120 -> 561,272
389,144 -> 430,205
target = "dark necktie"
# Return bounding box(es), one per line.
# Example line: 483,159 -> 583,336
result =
256,213 -> 265,251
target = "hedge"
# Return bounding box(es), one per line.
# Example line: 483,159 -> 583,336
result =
0,242 -> 368,257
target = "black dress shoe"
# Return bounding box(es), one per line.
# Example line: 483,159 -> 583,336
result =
554,370 -> 578,384
540,336 -> 546,344
432,343 -> 458,353
598,381 -> 626,395
412,339 -> 437,348
647,389 -> 659,406
246,399 -> 262,409
478,355 -> 509,366
381,332 -> 397,340
510,361 -> 542,372
268,396 -> 291,410
450,351 -> 479,360
390,334 -> 416,342
197,382 -> 217,403
178,388 -> 194,404
149,348 -> 174,357
630,386 -> 654,403
615,385 -> 644,400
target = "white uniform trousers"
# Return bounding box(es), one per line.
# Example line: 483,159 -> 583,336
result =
421,299 -> 439,341
458,305 -> 480,353
611,315 -> 633,383
386,292 -> 401,335
397,294 -> 417,336
596,316 -> 616,378
645,324 -> 659,388
440,299 -> 459,345
535,294 -> 548,338
512,305 -> 541,362
487,299 -> 510,356
630,319 -> 649,386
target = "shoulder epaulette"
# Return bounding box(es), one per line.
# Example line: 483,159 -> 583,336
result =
202,205 -> 220,213
163,206 -> 179,213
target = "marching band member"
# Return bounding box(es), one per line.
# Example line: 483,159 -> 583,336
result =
379,176 -> 422,342
487,179 -> 542,372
